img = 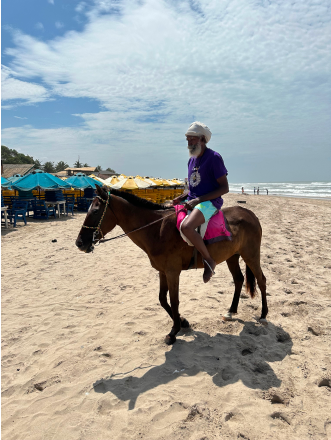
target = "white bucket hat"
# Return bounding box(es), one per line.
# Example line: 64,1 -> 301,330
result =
185,121 -> 212,143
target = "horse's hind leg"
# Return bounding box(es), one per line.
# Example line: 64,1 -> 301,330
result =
223,254 -> 244,321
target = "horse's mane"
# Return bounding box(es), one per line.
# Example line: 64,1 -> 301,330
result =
103,186 -> 173,211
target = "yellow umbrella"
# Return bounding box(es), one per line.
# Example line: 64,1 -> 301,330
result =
118,174 -> 127,180
136,176 -> 157,186
171,178 -> 185,185
89,174 -> 108,185
111,177 -> 151,190
149,178 -> 171,186
104,176 -> 120,186
165,179 -> 177,186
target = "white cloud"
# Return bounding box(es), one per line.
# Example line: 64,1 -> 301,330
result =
1,65 -> 50,105
75,2 -> 87,13
14,116 -> 28,119
2,0 -> 331,179
48,0 -> 54,5
55,21 -> 64,29
35,22 -> 44,30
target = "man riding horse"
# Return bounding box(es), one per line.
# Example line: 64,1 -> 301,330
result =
173,121 -> 229,284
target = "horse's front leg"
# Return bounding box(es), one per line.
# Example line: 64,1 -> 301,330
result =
164,271 -> 181,345
159,272 -> 172,319
159,272 -> 190,332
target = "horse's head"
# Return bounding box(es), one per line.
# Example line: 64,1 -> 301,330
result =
75,185 -> 117,253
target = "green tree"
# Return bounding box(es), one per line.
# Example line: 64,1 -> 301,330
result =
83,163 -> 89,167
95,165 -> 102,172
106,167 -> 116,173
74,158 -> 82,168
34,159 -> 43,169
1,145 -> 35,164
43,161 -> 56,173
55,161 -> 69,172
1,145 -> 43,170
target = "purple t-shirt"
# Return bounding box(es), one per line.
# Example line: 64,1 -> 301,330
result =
187,147 -> 228,210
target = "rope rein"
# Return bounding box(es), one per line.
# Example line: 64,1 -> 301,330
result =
81,191 -> 175,245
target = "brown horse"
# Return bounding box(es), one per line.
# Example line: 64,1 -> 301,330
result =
76,186 -> 268,344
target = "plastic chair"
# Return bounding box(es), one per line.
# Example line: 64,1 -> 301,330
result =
45,190 -> 66,216
32,200 -> 56,220
64,195 -> 75,215
1,193 -> 9,227
84,188 -> 96,199
76,197 -> 90,212
8,200 -> 28,227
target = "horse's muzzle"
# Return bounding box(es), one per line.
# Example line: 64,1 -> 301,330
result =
76,236 -> 94,253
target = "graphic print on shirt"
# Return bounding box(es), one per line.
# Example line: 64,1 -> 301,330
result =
189,168 -> 201,187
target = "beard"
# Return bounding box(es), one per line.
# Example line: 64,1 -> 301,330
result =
188,140 -> 202,157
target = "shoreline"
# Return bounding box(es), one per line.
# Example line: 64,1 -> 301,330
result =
228,191 -> 331,202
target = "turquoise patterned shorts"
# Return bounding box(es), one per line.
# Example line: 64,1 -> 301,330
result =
185,200 -> 218,222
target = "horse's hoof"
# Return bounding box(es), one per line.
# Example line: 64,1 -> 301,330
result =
181,318 -> 190,328
222,312 -> 234,321
259,318 -> 268,325
165,334 -> 176,345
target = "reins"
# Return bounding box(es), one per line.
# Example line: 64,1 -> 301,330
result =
82,190 -> 175,245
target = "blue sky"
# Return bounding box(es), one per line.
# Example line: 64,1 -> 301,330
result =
2,0 -> 331,181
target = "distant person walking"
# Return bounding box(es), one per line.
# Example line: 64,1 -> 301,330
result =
266,189 -> 268,195
257,187 -> 260,195
254,187 -> 256,195
242,187 -> 244,194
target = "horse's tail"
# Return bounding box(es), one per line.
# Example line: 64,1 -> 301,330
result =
246,265 -> 257,298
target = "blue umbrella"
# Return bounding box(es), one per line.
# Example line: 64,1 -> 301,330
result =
11,170 -> 71,191
7,174 -> 22,182
1,176 -> 11,188
65,173 -> 102,189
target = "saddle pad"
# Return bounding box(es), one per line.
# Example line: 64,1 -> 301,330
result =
174,205 -> 232,245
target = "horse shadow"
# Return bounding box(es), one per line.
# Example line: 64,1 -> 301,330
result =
93,321 -> 292,410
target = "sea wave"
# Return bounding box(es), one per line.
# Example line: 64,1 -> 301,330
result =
228,181 -> 331,199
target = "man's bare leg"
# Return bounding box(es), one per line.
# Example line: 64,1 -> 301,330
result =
181,209 -> 216,283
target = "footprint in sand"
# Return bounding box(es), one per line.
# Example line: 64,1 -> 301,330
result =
318,378 -> 331,388
270,412 -> 291,425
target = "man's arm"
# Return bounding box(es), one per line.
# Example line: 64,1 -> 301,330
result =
184,175 -> 229,209
172,191 -> 189,206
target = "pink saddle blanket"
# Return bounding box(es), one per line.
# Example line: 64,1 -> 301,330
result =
174,205 -> 232,244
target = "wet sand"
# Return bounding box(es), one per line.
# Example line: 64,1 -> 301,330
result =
1,193 -> 331,440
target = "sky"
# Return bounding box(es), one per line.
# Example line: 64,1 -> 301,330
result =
1,0 -> 331,182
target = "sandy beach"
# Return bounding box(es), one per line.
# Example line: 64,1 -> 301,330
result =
1,192 -> 331,440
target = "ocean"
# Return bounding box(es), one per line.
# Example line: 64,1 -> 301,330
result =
228,181 -> 331,199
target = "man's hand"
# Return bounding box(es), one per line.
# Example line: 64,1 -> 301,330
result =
184,198 -> 200,210
172,193 -> 188,206
172,196 -> 183,206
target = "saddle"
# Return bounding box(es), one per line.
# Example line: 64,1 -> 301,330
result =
174,205 -> 232,245
174,205 -> 232,270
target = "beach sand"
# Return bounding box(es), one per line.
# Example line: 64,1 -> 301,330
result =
1,193 -> 331,440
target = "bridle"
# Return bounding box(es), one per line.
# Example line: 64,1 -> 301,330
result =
81,189 -> 176,246
81,191 -> 114,245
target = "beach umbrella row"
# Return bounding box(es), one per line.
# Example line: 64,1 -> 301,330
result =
2,170 -> 184,192
11,170 -> 71,191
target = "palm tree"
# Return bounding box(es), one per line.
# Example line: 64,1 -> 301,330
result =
55,161 -> 69,172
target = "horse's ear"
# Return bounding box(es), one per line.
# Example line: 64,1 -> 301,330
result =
95,184 -> 102,196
